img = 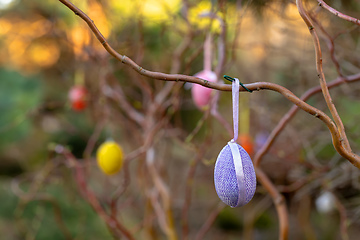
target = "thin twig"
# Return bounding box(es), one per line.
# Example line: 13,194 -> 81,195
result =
254,72 -> 360,167
56,146 -> 135,240
309,13 -> 344,77
146,147 -> 178,240
28,195 -> 74,240
195,203 -> 225,240
104,82 -> 145,126
293,0 -> 360,168
181,136 -> 211,240
332,192 -> 349,240
297,0 -> 349,150
215,3 -> 227,78
317,0 -> 360,26
83,119 -> 106,159
256,168 -> 289,240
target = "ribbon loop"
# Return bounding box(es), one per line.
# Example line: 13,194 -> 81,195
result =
232,78 -> 239,142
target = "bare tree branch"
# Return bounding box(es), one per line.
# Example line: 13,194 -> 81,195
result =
317,0 -> 360,25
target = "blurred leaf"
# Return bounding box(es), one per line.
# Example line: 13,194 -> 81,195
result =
0,68 -> 42,147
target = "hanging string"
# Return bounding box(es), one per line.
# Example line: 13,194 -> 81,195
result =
204,33 -> 212,72
232,78 -> 240,142
223,75 -> 253,140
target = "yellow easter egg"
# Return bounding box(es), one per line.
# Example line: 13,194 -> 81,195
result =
96,141 -> 124,175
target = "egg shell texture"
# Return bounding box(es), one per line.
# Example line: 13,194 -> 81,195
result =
96,142 -> 124,175
214,143 -> 256,207
192,70 -> 217,108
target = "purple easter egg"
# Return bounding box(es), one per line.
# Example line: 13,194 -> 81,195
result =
214,142 -> 256,207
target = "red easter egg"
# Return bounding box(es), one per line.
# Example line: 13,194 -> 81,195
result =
69,86 -> 88,111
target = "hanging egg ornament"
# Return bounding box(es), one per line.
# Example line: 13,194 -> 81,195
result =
68,85 -> 88,111
192,70 -> 217,109
214,141 -> 256,207
96,141 -> 124,175
214,77 -> 256,207
316,191 -> 336,214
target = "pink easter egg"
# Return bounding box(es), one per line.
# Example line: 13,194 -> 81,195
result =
192,70 -> 217,109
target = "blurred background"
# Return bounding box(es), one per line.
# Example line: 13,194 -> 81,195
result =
1,0 -> 360,239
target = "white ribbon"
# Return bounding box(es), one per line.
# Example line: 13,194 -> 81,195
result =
228,141 -> 246,207
229,78 -> 246,207
232,78 -> 239,142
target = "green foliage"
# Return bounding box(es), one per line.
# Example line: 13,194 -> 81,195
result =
317,143 -> 337,160
0,181 -> 19,219
254,210 -> 273,230
0,69 -> 42,148
215,207 -> 243,231
0,179 -> 113,240
337,97 -> 360,146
